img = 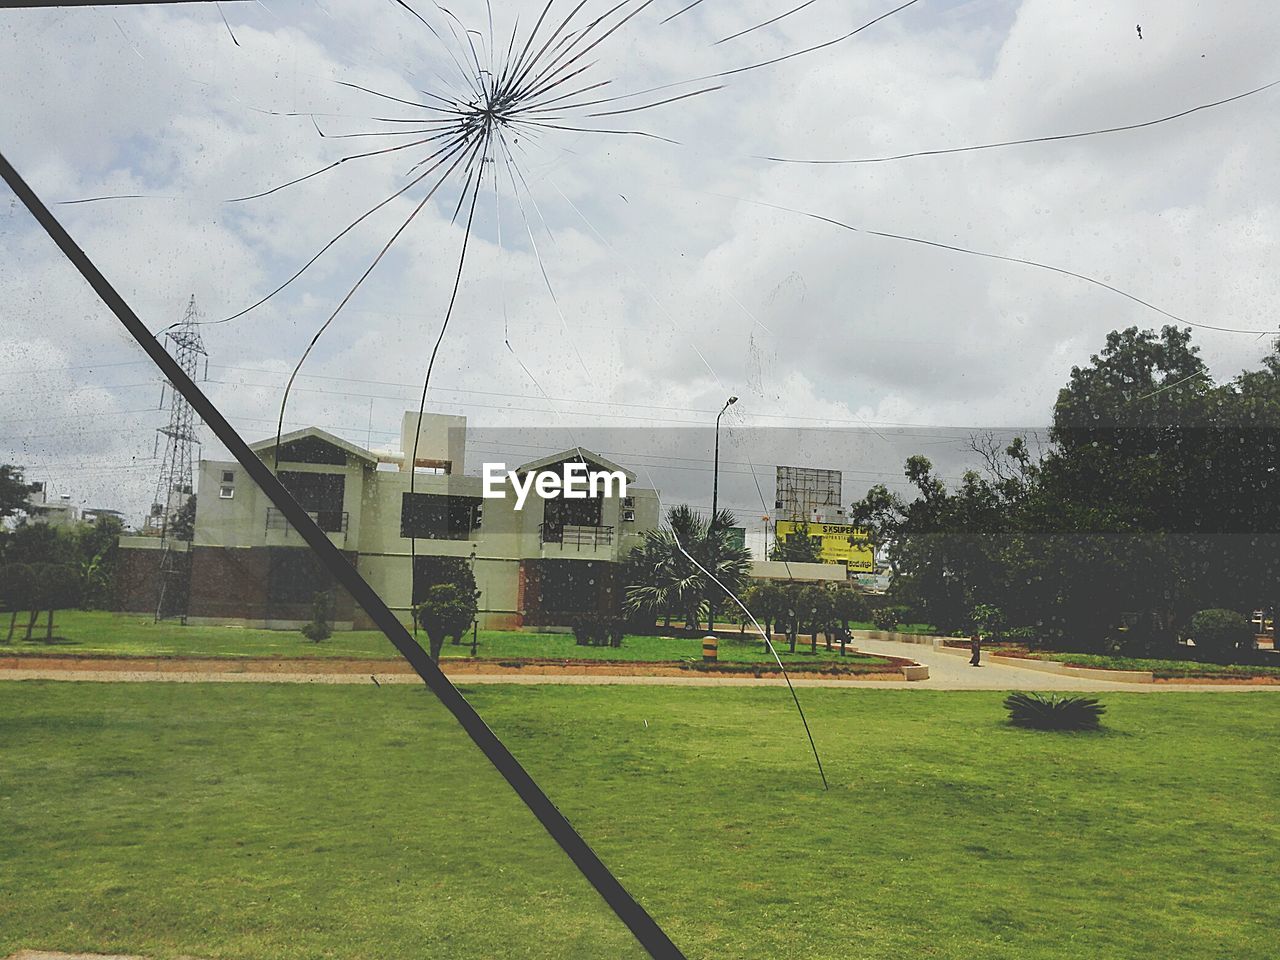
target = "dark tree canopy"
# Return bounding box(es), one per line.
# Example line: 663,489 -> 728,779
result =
850,327 -> 1280,655
0,465 -> 35,523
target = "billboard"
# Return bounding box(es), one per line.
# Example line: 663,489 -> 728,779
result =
775,520 -> 875,572
775,466 -> 843,522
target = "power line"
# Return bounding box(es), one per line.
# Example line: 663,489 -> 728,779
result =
203,368 -> 1026,433
757,77 -> 1280,165
0,356 -> 1044,432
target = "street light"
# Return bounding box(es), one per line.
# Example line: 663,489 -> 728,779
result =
707,396 -> 738,634
711,396 -> 737,530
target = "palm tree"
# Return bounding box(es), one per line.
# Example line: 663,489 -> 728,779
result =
624,505 -> 751,633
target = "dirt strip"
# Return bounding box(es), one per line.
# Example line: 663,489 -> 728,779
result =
0,653 -> 906,682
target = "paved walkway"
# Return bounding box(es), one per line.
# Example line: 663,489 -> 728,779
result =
852,637 -> 1280,691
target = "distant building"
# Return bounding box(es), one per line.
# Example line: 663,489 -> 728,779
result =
25,482 -> 124,530
117,412 -> 660,630
25,482 -> 79,528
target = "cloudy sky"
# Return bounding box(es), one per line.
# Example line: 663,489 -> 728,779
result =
2,0 -> 1278,530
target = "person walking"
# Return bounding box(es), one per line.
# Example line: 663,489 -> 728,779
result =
968,631 -> 982,667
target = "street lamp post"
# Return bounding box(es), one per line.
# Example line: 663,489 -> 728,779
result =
708,395 -> 737,634
711,395 -> 738,529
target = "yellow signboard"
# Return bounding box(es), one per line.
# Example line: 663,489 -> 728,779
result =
775,521 -> 875,572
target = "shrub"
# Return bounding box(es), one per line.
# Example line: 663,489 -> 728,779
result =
1187,609 -> 1253,660
570,613 -> 625,647
970,603 -> 1005,640
300,591 -> 334,643
872,606 -> 901,632
1004,692 -> 1105,731
1003,625 -> 1040,647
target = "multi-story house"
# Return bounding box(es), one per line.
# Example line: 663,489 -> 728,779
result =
118,412 -> 659,630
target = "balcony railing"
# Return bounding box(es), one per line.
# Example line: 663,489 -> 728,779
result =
539,523 -> 614,549
266,506 -> 349,541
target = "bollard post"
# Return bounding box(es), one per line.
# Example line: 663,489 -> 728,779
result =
702,636 -> 718,662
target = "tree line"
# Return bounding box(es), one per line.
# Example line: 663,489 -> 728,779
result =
849,326 -> 1280,655
0,467 -> 124,641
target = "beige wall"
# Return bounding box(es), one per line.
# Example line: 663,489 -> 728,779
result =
749,560 -> 847,582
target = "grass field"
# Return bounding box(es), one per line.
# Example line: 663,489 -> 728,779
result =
2,682 -> 1277,959
0,610 -> 890,666
1029,651 -> 1280,678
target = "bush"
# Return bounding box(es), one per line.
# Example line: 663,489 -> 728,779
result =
970,603 -> 1005,640
300,591 -> 334,643
1004,692 -> 1105,731
570,613 -> 625,647
1187,609 -> 1253,660
1003,625 -> 1040,647
872,606 -> 902,632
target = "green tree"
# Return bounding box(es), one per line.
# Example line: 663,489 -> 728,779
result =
743,580 -> 786,641
414,584 -> 478,661
0,563 -> 33,642
797,583 -> 834,652
75,516 -> 123,610
25,563 -> 81,641
624,505 -> 751,633
970,603 -> 1005,641
831,588 -> 869,631
0,465 -> 35,524
769,521 -> 823,563
3,523 -> 73,567
170,495 -> 196,541
850,327 -> 1280,654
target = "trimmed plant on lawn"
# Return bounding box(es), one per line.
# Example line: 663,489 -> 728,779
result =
570,612 -> 624,647
1004,691 -> 1106,731
1188,608 -> 1254,660
300,591 -> 334,644
413,584 -> 478,661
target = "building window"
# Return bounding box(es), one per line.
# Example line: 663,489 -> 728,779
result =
278,471 -> 346,532
401,492 -> 481,539
221,470 -> 235,483
219,485 -> 234,500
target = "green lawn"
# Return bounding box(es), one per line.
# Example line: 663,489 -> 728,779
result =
1030,652 -> 1280,679
0,611 -> 888,667
2,682 -> 1277,959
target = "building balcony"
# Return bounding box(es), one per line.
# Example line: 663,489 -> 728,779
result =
265,506 -> 349,546
539,523 -> 614,549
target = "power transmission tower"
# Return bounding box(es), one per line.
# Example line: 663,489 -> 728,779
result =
145,294 -> 207,621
